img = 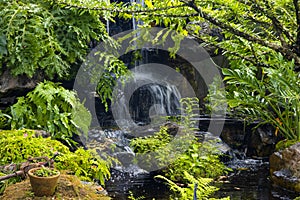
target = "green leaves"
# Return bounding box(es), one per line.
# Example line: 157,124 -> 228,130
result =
130,97 -> 229,183
0,35 -> 7,57
33,166 -> 59,177
0,129 -> 70,166
0,0 -> 108,79
0,129 -> 112,187
223,58 -> 300,140
55,148 -> 112,185
10,81 -> 91,147
155,171 -> 229,200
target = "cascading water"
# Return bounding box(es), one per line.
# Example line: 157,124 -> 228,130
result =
129,83 -> 181,125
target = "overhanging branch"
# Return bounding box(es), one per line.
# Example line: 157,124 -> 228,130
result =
293,0 -> 300,54
185,1 -> 300,67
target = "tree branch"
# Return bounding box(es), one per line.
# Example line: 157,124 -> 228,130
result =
293,0 -> 300,55
186,1 -> 300,67
238,0 -> 294,44
57,1 -> 186,14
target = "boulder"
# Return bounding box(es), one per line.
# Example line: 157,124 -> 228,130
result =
245,125 -> 277,158
0,70 -> 42,109
269,142 -> 300,192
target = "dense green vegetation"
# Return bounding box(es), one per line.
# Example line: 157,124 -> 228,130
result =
130,98 -> 230,199
0,129 -> 112,193
1,0 -> 300,199
0,0 -> 108,79
53,0 -> 300,142
1,0 -> 299,142
8,81 -> 91,147
155,173 -> 229,200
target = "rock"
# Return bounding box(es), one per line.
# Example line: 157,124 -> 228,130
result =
269,152 -> 284,174
269,142 -> 300,192
114,152 -> 135,167
164,122 -> 179,137
0,70 -> 42,108
245,125 -> 277,158
272,169 -> 300,192
281,143 -> 300,176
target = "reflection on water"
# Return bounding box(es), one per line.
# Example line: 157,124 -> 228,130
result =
106,159 -> 299,200
216,160 -> 299,200
106,169 -> 171,200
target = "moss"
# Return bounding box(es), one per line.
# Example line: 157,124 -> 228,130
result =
1,174 -> 111,200
275,139 -> 299,151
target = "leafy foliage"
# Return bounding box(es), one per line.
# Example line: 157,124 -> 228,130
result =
130,97 -> 229,182
55,147 -> 112,185
223,58 -> 300,140
57,0 -> 300,70
92,51 -> 129,111
130,126 -> 172,154
0,129 -> 69,165
32,166 -> 59,177
275,139 -> 299,151
9,81 -> 91,147
0,0 -> 109,79
164,140 -> 229,181
0,111 -> 11,130
56,0 -> 300,123
155,172 -> 229,200
0,129 -> 112,190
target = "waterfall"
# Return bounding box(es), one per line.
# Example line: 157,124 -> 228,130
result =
129,83 -> 181,124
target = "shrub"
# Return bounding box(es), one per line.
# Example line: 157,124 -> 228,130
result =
55,148 -> 112,185
9,81 -> 91,147
223,58 -> 300,141
164,140 -> 229,182
0,129 -> 69,165
0,129 -> 112,192
130,97 -> 229,182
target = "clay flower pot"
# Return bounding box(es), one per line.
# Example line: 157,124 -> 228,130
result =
28,167 -> 60,197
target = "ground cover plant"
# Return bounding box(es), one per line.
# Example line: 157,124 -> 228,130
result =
0,129 -> 112,194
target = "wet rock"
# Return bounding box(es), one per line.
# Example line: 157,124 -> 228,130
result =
221,127 -> 245,149
270,142 -> 300,192
272,169 -> 300,192
246,125 -> 277,158
198,116 -> 278,158
164,122 -> 179,137
114,152 -> 135,167
127,122 -> 179,138
269,152 -> 285,174
0,70 -> 43,108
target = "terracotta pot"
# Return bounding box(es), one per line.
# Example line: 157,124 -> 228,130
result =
28,167 -> 60,197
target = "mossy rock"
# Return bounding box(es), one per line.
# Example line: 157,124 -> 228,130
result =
1,174 -> 111,200
275,139 -> 299,151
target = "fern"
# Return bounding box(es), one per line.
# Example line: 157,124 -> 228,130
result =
0,0 -> 109,79
222,58 -> 300,140
10,81 -> 91,147
155,171 -> 229,200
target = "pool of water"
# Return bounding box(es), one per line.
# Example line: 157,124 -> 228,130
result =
215,159 -> 299,200
106,169 -> 171,200
105,159 -> 299,200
